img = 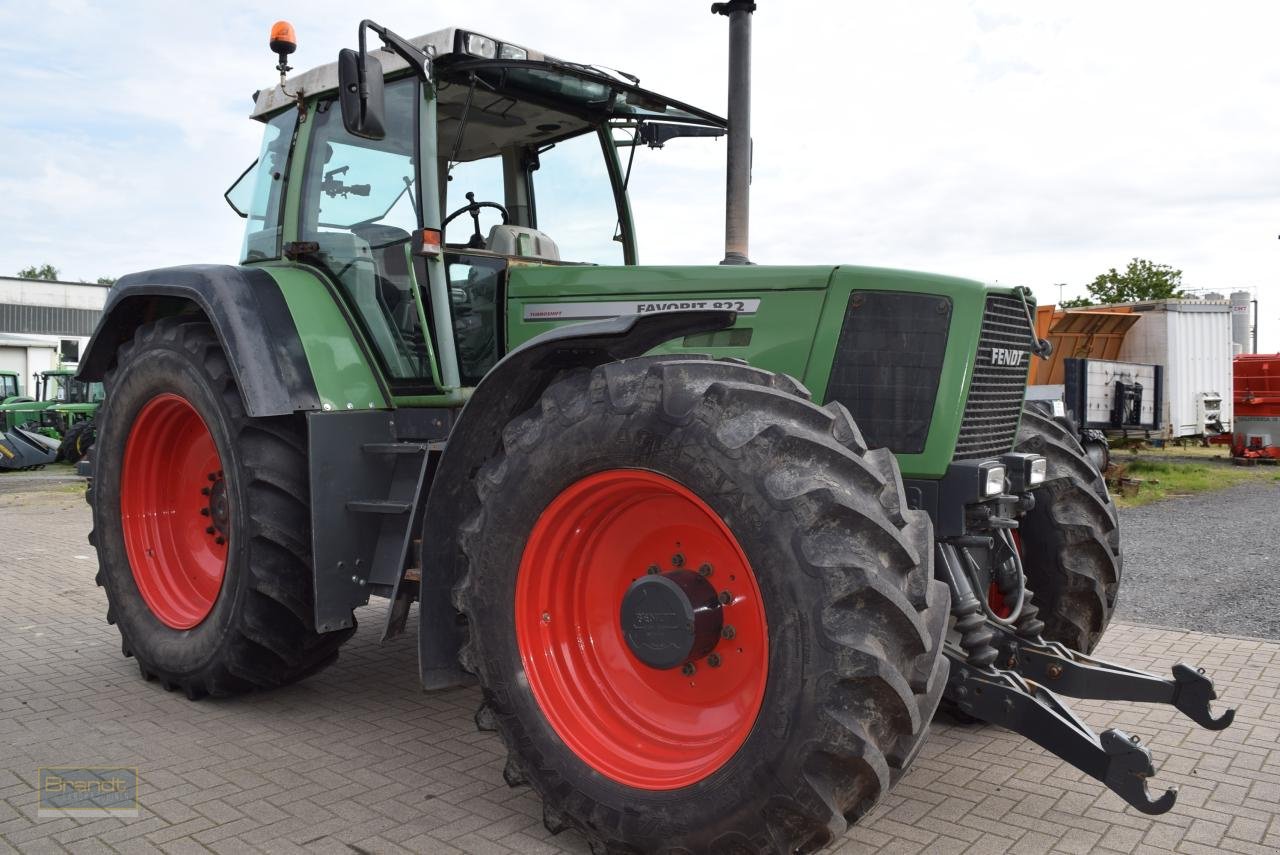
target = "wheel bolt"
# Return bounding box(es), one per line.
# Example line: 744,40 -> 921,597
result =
698,563 -> 713,577
718,591 -> 732,605
1046,663 -> 1063,680
707,653 -> 722,668
721,625 -> 736,640
215,536 -> 226,545
208,473 -> 217,482
646,565 -> 660,575
671,553 -> 685,567
681,662 -> 696,676
205,527 -> 215,535
200,487 -> 210,496
200,508 -> 210,516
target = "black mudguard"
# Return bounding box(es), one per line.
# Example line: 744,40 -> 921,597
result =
76,264 -> 320,417
418,310 -> 735,689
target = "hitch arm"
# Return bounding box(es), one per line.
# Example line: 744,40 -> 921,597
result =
992,629 -> 1235,731
947,654 -> 1178,815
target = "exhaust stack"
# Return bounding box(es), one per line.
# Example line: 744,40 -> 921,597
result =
713,1 -> 756,265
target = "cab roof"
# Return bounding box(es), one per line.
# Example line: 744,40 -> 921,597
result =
250,26 -> 725,157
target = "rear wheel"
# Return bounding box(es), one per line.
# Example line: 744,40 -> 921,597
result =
456,356 -> 949,853
89,318 -> 354,698
1014,405 -> 1122,653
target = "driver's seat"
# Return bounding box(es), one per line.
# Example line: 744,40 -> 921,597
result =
486,225 -> 560,261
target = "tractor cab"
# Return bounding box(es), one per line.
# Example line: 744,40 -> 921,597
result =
228,27 -> 725,392
0,370 -> 19,403
41,369 -> 104,405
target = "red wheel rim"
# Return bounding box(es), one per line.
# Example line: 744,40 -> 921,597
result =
121,393 -> 228,629
516,469 -> 769,790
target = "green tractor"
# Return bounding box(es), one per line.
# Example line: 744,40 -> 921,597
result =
0,368 -> 104,463
80,8 -> 1233,852
0,370 -> 20,403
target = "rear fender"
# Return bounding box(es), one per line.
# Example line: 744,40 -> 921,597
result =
77,265 -> 321,417
417,309 -> 734,689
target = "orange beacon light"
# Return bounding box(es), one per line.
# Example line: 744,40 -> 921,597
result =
270,21 -> 297,75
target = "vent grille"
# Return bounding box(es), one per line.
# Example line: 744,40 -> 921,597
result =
954,295 -> 1034,459
824,291 -> 951,454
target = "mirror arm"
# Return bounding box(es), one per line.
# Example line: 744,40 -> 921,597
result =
358,19 -> 433,82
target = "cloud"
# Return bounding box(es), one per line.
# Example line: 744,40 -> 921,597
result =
1,0 -> 1275,347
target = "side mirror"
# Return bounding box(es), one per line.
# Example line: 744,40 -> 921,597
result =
337,48 -> 386,140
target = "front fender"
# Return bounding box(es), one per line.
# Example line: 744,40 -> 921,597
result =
77,264 -> 320,417
417,309 -> 734,689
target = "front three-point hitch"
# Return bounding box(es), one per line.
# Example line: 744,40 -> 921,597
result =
936,534 -> 1235,815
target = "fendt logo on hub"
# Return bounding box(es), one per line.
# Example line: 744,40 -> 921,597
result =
990,348 -> 1027,367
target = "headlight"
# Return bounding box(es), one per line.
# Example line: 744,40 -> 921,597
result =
463,33 -> 498,59
982,464 -> 1006,497
499,43 -> 528,61
1000,452 -> 1047,492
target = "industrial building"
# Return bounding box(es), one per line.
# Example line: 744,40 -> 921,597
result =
0,276 -> 108,396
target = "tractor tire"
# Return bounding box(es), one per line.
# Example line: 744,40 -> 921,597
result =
1014,405 -> 1122,653
455,356 -> 950,854
58,419 -> 95,463
88,317 -> 354,698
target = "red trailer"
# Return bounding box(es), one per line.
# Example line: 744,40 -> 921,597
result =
1233,353 -> 1280,459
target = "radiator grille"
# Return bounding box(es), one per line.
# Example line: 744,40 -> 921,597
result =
953,294 -> 1034,459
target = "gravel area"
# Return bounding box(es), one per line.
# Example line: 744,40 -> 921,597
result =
1116,480 -> 1280,639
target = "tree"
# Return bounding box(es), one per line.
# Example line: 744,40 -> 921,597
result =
1065,258 -> 1185,307
96,276 -> 117,286
16,263 -> 59,280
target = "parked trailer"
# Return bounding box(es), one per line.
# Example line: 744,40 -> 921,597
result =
1112,299 -> 1233,438
1233,353 -> 1280,459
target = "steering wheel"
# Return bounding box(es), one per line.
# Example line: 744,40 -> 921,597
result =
443,192 -> 510,250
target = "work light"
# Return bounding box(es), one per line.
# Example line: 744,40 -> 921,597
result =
1000,453 -> 1048,493
464,33 -> 498,59
981,464 -> 1006,497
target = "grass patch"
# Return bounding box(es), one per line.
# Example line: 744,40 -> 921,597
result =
1112,459 -> 1280,508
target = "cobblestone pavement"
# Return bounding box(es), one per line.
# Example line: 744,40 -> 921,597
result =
2,479 -> 1278,854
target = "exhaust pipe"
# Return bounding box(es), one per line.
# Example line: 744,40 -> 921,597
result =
713,1 -> 756,265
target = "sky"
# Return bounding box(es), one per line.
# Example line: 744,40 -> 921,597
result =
0,0 -> 1276,349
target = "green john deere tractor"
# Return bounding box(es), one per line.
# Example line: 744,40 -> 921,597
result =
0,370 -> 20,404
80,8 -> 1233,852
0,368 -> 104,463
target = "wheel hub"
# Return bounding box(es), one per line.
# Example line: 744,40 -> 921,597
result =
205,474 -> 229,539
620,570 -> 723,670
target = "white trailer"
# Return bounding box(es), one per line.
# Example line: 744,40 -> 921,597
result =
1114,299 -> 1233,438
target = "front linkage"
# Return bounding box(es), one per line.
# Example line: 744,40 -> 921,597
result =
935,512 -> 1235,815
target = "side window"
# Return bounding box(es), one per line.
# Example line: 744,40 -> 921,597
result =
445,255 -> 505,385
235,108 -> 298,262
300,79 -> 431,384
532,132 -> 624,265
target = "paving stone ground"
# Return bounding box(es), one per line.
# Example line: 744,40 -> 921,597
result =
2,475 -> 1278,854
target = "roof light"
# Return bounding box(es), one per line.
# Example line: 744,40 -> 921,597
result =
464,33 -> 498,59
499,43 -> 528,61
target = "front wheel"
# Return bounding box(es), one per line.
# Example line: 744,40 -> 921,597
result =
89,317 -> 353,698
456,356 -> 950,853
1014,405 -> 1123,653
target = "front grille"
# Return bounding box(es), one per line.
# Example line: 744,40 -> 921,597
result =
953,294 -> 1034,459
825,291 -> 952,454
